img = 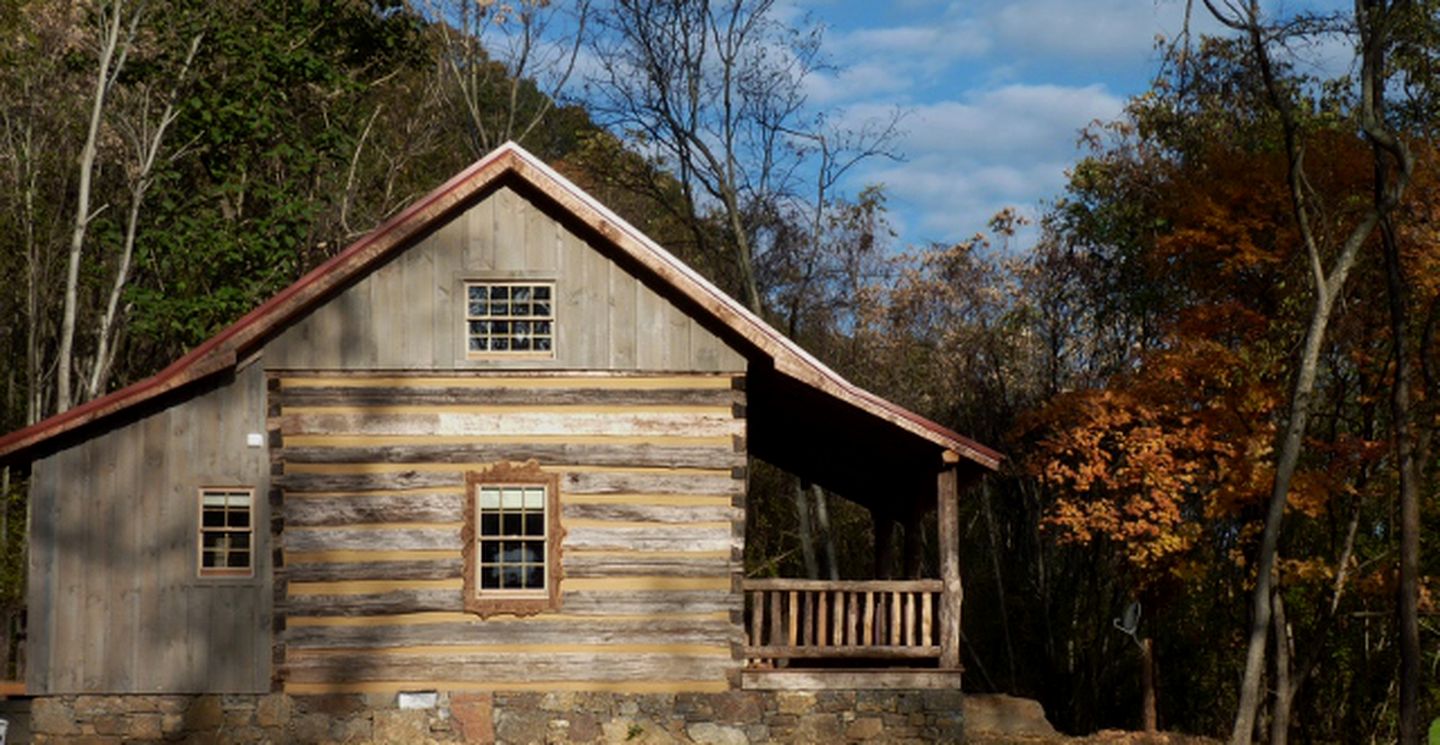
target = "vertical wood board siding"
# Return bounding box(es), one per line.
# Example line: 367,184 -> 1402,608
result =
275,373 -> 745,689
264,185 -> 745,373
26,363 -> 272,694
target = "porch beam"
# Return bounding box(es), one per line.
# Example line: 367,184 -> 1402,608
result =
937,464 -> 962,670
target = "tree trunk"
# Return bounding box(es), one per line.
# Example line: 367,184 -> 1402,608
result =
59,1 -> 135,413
1142,638 -> 1157,733
1381,214 -> 1422,745
1269,591 -> 1294,745
792,477 -> 818,579
811,484 -> 839,580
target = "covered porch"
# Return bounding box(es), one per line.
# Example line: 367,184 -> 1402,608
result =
738,362 -> 997,690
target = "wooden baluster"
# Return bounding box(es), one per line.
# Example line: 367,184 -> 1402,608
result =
749,591 -> 762,647
817,591 -> 829,647
890,591 -> 901,645
769,591 -> 783,647
904,592 -> 915,646
787,590 -> 799,646
800,591 -> 812,647
922,591 -> 933,646
863,591 -> 875,647
846,592 -> 859,646
833,591 -> 845,646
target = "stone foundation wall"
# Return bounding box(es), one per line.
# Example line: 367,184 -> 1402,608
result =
26,689 -> 964,744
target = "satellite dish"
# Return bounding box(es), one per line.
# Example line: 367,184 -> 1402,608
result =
1113,601 -> 1143,648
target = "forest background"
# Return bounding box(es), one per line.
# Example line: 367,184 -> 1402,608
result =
0,0 -> 1435,742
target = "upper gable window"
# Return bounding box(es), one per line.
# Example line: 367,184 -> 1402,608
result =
466,281 -> 555,358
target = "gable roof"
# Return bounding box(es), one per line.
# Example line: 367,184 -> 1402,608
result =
0,143 -> 1001,472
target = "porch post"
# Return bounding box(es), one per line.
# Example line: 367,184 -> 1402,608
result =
937,458 -> 962,670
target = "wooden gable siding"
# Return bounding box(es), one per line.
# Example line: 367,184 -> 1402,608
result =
271,373 -> 747,693
263,185 -> 745,373
27,362 -> 272,694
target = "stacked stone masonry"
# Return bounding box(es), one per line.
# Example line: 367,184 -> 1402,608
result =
25,689 -> 965,744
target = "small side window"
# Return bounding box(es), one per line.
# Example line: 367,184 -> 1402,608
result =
465,281 -> 555,358
199,487 -> 254,578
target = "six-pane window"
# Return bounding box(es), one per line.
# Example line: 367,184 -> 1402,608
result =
199,488 -> 253,577
475,485 -> 548,592
466,282 -> 555,356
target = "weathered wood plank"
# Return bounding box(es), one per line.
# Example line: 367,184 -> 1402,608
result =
284,559 -> 464,583
561,590 -> 740,615
284,494 -> 463,526
281,588 -> 461,616
281,411 -> 743,438
276,386 -> 742,408
285,618 -> 737,649
564,526 -> 735,553
283,652 -> 735,684
561,502 -> 738,524
562,471 -> 743,497
284,527 -> 462,553
562,553 -> 728,579
276,471 -> 463,493
283,442 -> 740,470
609,261 -> 637,368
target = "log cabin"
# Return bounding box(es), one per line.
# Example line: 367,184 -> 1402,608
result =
0,142 -> 999,737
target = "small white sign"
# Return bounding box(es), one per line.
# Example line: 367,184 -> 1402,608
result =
397,691 -> 438,710
246,433 -> 265,448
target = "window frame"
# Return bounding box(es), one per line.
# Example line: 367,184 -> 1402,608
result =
196,486 -> 256,579
462,461 -> 564,617
463,280 -> 557,360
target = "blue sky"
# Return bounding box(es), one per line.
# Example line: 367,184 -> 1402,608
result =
785,0 -> 1350,249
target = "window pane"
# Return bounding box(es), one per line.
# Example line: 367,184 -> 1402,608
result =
503,541 -> 525,563
226,492 -> 250,508
232,532 -> 250,550
492,337 -> 509,351
202,549 -> 222,568
202,508 -> 225,528
491,286 -> 509,300
523,511 -> 543,536
481,565 -> 500,589
478,489 -> 500,509
521,540 -> 544,564
230,550 -> 251,568
480,512 -> 498,536
523,488 -> 544,509
202,493 -> 229,507
202,532 -> 228,551
501,488 -> 524,509
468,285 -> 485,301
513,286 -> 531,301
502,566 -> 523,588
534,302 -> 551,317
535,338 -> 551,352
480,540 -> 499,564
524,565 -> 545,590
469,337 -> 485,351
534,286 -> 550,300
501,512 -> 522,535
227,509 -> 249,528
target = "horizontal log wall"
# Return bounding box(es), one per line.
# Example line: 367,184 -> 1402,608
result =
263,184 -> 747,373
273,373 -> 746,693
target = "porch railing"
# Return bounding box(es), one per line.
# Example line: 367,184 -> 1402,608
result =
742,578 -> 943,666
